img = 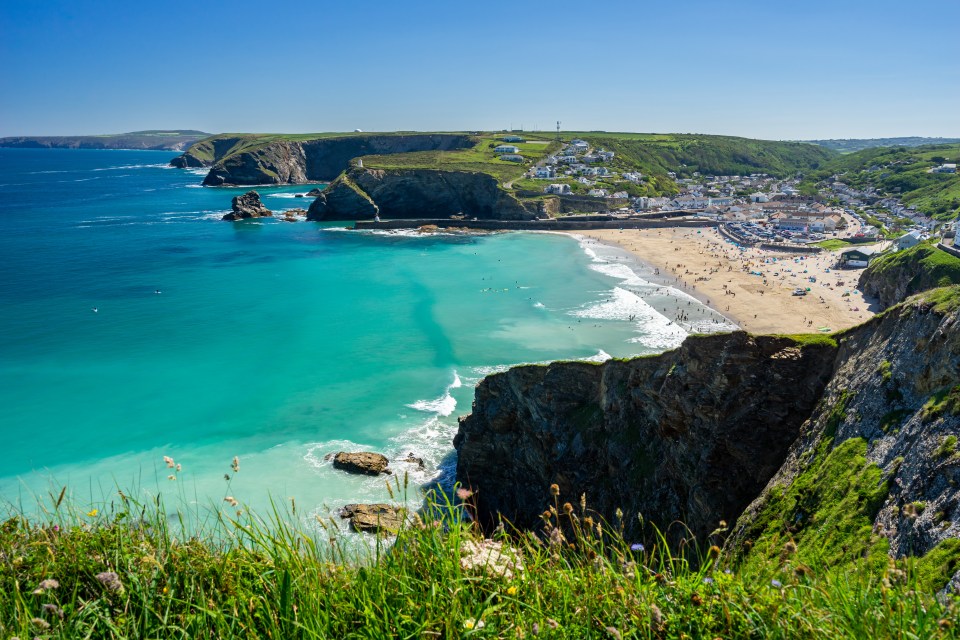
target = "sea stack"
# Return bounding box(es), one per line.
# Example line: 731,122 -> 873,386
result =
222,191 -> 273,221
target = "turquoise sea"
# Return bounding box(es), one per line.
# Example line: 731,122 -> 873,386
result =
0,148 -> 731,530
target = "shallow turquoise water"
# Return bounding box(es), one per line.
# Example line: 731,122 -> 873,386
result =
0,148 -> 728,527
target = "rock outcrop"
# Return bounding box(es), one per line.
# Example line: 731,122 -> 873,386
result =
455,332 -> 838,540
222,191 -> 272,221
307,168 -> 531,221
859,244 -> 960,309
339,503 -> 405,533
333,452 -> 390,476
454,287 -> 960,580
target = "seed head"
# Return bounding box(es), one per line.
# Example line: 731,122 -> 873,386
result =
163,456 -> 175,468
562,502 -> 574,515
96,571 -> 124,594
550,484 -> 560,496
231,456 -> 240,473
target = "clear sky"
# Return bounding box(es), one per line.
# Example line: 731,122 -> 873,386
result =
1,0 -> 958,140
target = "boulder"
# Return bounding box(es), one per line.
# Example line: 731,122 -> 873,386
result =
306,187 -> 324,197
333,451 -> 390,475
280,208 -> 307,221
340,503 -> 405,533
400,453 -> 425,469
222,190 -> 273,221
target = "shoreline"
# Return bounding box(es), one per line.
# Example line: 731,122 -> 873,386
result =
569,227 -> 879,335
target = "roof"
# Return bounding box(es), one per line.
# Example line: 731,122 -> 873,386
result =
841,246 -> 879,257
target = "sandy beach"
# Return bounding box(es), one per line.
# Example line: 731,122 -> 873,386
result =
575,227 -> 880,334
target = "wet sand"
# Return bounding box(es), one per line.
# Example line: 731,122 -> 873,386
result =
574,227 -> 880,334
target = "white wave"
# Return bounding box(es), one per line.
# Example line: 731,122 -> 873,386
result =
405,371 -> 461,417
92,163 -> 172,171
580,349 -> 612,363
269,193 -> 310,199
185,168 -> 209,176
533,301 -> 545,308
573,286 -> 688,349
302,439 -> 377,470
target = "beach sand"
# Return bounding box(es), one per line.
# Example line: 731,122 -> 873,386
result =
575,227 -> 880,334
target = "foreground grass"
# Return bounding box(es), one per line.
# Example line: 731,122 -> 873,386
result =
2,489 -> 959,639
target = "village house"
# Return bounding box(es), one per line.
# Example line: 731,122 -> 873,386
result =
894,230 -> 922,251
598,150 -> 615,161
502,135 -> 526,143
840,246 -> 879,268
494,144 -> 521,154
544,183 -> 571,195
622,172 -> 643,183
499,154 -> 524,163
588,188 -> 608,198
534,166 -> 555,179
932,163 -> 957,174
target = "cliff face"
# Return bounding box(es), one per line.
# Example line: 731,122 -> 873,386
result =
454,333 -> 838,540
172,134 -> 474,185
307,168 -> 532,221
859,244 -> 960,309
455,287 -> 960,575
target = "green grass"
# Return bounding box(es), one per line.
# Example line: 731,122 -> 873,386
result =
775,333 -> 840,349
812,239 -> 857,250
863,245 -> 960,303
2,483 -> 959,639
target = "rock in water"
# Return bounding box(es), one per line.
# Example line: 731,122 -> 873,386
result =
222,190 -> 273,221
333,451 -> 390,475
340,503 -> 405,533
306,187 -> 324,197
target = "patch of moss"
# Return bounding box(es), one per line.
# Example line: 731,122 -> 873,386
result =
910,538 -> 960,593
740,438 -> 890,574
880,409 -> 911,433
936,435 -> 958,458
877,360 -> 892,382
824,390 -> 852,439
921,385 -> 960,422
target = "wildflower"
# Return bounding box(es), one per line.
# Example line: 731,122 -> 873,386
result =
231,456 -> 240,473
541,510 -> 553,521
615,508 -> 623,520
630,543 -> 645,552
162,586 -> 169,594
53,525 -> 60,532
546,618 -> 559,630
708,544 -> 721,559
87,508 -> 98,517
456,487 -> 474,500
703,577 -> 714,584
771,579 -> 783,588
167,474 -> 176,481
163,455 -> 175,468
605,627 -> 622,639
36,578 -> 59,591
463,618 -> 485,630
224,496 -> 239,507
176,463 -> 182,472
550,483 -> 560,496
532,622 -> 540,635
96,571 -> 124,594
506,585 -> 518,596
41,603 -> 63,619
724,569 -> 732,575
32,618 -> 51,630
583,516 -> 594,529
562,502 -> 574,514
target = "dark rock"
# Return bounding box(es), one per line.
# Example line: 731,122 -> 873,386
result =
333,452 -> 390,476
294,193 -> 304,198
280,208 -> 307,221
339,503 -> 406,533
222,191 -> 273,221
307,180 -> 379,221
306,187 -> 324,197
400,453 -> 425,469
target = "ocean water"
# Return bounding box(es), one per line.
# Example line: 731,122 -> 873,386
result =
0,148 -> 732,531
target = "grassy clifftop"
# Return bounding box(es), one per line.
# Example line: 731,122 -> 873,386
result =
0,130 -> 210,151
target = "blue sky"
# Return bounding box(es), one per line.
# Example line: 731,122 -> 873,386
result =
1,0 -> 958,139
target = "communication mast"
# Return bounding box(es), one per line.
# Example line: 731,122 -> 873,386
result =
556,121 -> 561,141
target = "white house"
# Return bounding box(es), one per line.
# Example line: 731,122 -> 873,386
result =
932,163 -> 957,174
623,172 -> 643,183
571,141 -> 589,153
598,150 -> 615,161
750,192 -> 770,203
494,145 -> 521,154
544,183 -> 571,195
534,166 -> 555,179
894,230 -> 922,251
611,191 -> 628,199
559,155 -> 579,164
588,188 -> 608,198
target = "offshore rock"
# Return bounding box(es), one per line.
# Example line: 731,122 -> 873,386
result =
333,451 -> 390,476
454,332 -> 837,541
340,503 -> 405,533
306,187 -> 324,197
222,191 -> 272,221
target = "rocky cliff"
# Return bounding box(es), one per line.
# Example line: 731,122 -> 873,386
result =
859,244 -> 960,309
455,333 -> 838,540
455,287 -> 960,579
307,168 -> 532,221
1,130 -> 209,151
170,134 -> 473,185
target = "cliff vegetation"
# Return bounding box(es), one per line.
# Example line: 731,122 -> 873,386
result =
859,243 -> 960,308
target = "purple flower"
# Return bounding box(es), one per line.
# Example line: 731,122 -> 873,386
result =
724,569 -> 732,575
771,579 -> 783,588
630,543 -> 645,552
703,577 -> 714,584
